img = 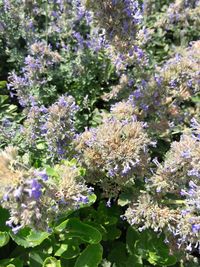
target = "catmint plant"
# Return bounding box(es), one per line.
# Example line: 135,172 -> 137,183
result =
0,146 -> 92,232
75,106 -> 151,198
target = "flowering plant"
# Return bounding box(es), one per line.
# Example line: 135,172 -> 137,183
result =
0,0 -> 200,266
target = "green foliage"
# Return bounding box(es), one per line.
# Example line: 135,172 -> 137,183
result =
74,244 -> 103,267
126,227 -> 177,266
9,228 -> 50,248
0,231 -> 10,247
43,257 -> 61,267
55,218 -> 102,244
0,258 -> 23,267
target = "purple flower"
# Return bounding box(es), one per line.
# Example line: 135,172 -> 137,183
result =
106,199 -> 112,207
27,179 -> 42,200
76,196 -> 89,204
122,163 -> 131,175
169,79 -> 177,88
13,186 -> 23,199
181,150 -> 191,159
108,169 -> 116,177
34,170 -> 48,181
187,169 -> 200,178
6,220 -> 23,234
140,103 -> 149,111
3,193 -> 9,202
133,89 -> 143,99
189,180 -> 197,189
192,224 -> 200,233
12,225 -> 23,234
154,75 -> 162,86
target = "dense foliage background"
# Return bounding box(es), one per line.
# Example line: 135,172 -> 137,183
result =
0,0 -> 200,266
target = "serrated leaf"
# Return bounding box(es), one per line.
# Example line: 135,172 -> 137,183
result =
75,244 -> 103,267
10,228 -> 49,248
55,218 -> 102,244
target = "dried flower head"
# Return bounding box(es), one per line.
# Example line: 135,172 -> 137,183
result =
0,146 -> 22,198
125,193 -> 180,233
75,114 -> 150,197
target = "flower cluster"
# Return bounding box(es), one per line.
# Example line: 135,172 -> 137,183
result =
8,41 -> 62,107
142,0 -> 164,16
125,118 -> 200,251
124,192 -> 200,252
75,108 -> 150,197
23,95 -> 78,159
0,146 -> 91,232
125,193 -> 180,233
83,0 -> 149,71
125,185 -> 200,252
149,124 -> 200,193
101,38 -> 200,136
155,0 -> 200,35
113,40 -> 200,135
84,0 -> 142,50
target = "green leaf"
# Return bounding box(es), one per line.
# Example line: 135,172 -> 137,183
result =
104,225 -> 121,241
0,81 -> 7,89
133,230 -> 177,266
36,142 -> 46,150
118,188 -> 134,206
45,167 -> 59,177
7,104 -> 17,113
147,251 -> 177,266
75,244 -> 103,267
126,255 -> 143,267
54,238 -> 80,259
10,228 -> 49,248
95,202 -> 120,226
108,242 -> 128,267
43,257 -> 61,267
126,227 -> 140,254
191,94 -> 200,103
55,218 -> 102,244
10,228 -> 31,248
0,231 -> 10,247
85,221 -> 107,240
29,251 -> 47,267
0,207 -> 10,231
0,258 -> 23,267
0,95 -> 9,105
